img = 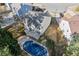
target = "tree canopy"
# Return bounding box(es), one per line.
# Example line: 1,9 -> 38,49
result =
0,28 -> 21,56
64,33 -> 79,56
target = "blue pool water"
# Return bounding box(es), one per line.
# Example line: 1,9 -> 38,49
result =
23,40 -> 48,56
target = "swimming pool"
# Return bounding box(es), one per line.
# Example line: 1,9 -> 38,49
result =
18,4 -> 32,16
23,40 -> 48,56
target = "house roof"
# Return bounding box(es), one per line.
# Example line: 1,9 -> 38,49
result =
24,11 -> 51,39
63,15 -> 79,34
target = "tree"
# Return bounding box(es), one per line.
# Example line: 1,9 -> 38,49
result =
0,28 -> 21,56
46,38 -> 55,56
64,33 -> 79,56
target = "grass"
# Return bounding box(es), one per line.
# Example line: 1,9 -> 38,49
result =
75,6 -> 79,12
